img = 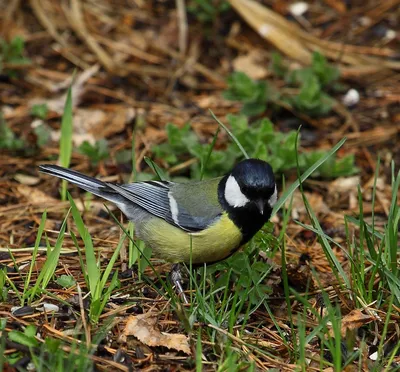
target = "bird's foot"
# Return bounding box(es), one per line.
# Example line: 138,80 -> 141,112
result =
170,264 -> 188,304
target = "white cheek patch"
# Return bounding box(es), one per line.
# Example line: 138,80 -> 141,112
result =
225,175 -> 250,208
268,185 -> 278,207
168,192 -> 179,225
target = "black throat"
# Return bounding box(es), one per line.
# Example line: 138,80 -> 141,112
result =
218,176 -> 272,245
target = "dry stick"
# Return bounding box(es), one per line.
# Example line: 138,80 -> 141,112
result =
153,41 -> 226,86
176,0 -> 188,56
229,0 -> 400,69
77,283 -> 91,349
65,0 -> 115,72
2,0 -> 20,37
208,324 -> 297,370
29,0 -> 90,69
94,34 -> 164,64
43,324 -> 129,371
353,0 -> 400,36
165,41 -> 200,96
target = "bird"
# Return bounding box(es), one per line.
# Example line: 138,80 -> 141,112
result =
39,159 -> 277,265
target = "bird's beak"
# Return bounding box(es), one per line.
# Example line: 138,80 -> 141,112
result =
255,200 -> 264,215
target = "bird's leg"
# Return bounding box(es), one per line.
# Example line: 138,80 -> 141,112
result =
170,263 -> 188,304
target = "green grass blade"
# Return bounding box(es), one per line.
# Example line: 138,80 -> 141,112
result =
68,193 -> 100,296
30,209 -> 70,301
24,210 -> 47,305
144,156 -> 168,181
200,126 -> 220,180
209,110 -> 249,159
100,234 -> 126,290
196,330 -> 203,372
272,137 -> 347,217
59,85 -> 74,201
293,133 -> 351,289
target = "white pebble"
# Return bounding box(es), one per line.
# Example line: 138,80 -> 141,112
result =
342,89 -> 360,107
289,2 -> 309,16
385,29 -> 396,41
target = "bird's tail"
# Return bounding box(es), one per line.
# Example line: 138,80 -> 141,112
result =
39,164 -> 122,204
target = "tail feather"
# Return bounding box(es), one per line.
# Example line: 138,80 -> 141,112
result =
39,164 -> 122,203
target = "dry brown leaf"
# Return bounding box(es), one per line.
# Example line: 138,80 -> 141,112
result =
29,65 -> 100,114
328,176 -> 360,209
328,309 -> 375,338
96,108 -> 135,139
287,191 -> 330,219
328,176 -> 360,194
49,106 -> 133,146
286,263 -> 316,291
232,50 -> 269,80
17,185 -> 58,205
14,174 -> 41,186
120,312 -> 191,355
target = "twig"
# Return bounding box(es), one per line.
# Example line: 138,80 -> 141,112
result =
176,0 -> 188,56
64,0 -> 115,72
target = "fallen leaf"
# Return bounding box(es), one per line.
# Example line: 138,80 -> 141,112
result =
17,185 -> 58,205
287,191 -> 330,219
232,50 -> 269,80
120,312 -> 191,354
328,176 -> 360,194
328,309 -> 375,338
286,262 -> 316,291
328,176 -> 360,210
29,65 -> 100,114
14,174 -> 41,186
50,107 -> 134,146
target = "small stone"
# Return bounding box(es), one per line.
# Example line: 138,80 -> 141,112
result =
289,2 -> 309,16
342,88 -> 360,107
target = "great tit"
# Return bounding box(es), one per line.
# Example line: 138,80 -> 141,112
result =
39,159 -> 277,265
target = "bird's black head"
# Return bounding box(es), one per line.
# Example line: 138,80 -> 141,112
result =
218,159 -> 277,244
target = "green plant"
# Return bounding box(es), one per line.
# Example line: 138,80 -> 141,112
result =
29,210 -> 69,303
68,193 -> 123,323
78,139 -> 110,165
0,114 -> 25,151
1,210 -> 67,306
287,52 -> 339,88
225,52 -> 340,117
0,36 -> 31,76
56,274 -> 76,288
8,324 -> 39,348
0,268 -> 8,302
31,104 -> 48,120
33,122 -> 51,147
188,0 -> 230,23
31,337 -> 94,371
346,161 -> 400,306
151,116 -> 357,180
290,74 -> 335,116
59,84 -> 73,201
4,325 -> 95,371
223,72 -> 277,116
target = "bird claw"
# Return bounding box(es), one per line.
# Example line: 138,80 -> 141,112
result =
170,264 -> 188,304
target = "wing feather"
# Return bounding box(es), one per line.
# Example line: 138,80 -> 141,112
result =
108,180 -> 223,232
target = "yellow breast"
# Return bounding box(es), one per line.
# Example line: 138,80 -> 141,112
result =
138,213 -> 242,264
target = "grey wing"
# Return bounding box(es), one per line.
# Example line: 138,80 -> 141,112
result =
107,180 -> 222,232
167,178 -> 223,231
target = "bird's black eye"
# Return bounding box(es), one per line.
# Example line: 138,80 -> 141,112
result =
241,185 -> 249,194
